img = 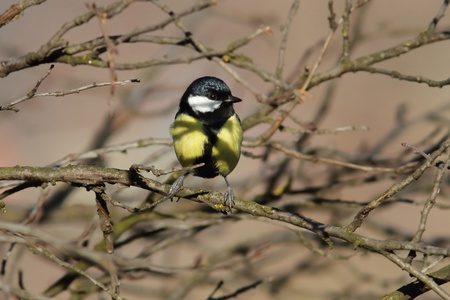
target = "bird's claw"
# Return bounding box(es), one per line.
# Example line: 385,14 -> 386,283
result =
167,174 -> 186,201
224,186 -> 235,213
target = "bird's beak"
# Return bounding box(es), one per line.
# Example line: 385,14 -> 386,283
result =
225,95 -> 242,103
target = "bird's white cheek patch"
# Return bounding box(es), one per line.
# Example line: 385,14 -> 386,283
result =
188,95 -> 220,113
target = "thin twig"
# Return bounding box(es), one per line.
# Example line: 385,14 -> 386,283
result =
0,222 -> 124,299
412,150 -> 450,243
340,0 -> 352,62
358,65 -> 450,87
207,279 -> 263,300
275,0 -> 300,81
50,136 -> 169,168
32,246 -> 124,300
92,186 -> 115,253
0,78 -> 140,112
0,64 -> 54,112
429,0 -> 450,30
0,280 -> 54,300
269,142 -> 395,173
87,3 -> 119,98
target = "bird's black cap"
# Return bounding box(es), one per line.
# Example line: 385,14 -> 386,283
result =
182,76 -> 242,103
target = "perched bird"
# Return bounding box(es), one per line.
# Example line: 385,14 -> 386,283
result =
169,76 -> 243,212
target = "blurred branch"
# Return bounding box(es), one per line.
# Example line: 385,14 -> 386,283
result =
33,245 -> 123,300
86,2 -> 119,97
274,0 -> 300,82
0,221 -> 127,299
429,0 -> 450,30
0,0 -> 48,28
0,280 -> 54,300
207,279 -> 263,300
92,186 -> 115,254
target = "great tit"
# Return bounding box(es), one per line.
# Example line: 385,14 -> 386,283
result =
169,76 -> 243,212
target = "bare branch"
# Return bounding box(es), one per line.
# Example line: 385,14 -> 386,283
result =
358,65 -> 450,87
0,0 -> 48,28
275,0 -> 300,81
429,0 -> 450,30
269,141 -> 395,173
2,2 -> 450,299
0,64 -> 55,112
412,150 -> 450,243
346,141 -> 450,232
382,251 -> 450,300
0,78 -> 139,111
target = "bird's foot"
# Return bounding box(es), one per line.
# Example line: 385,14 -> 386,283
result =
223,186 -> 235,213
167,174 -> 187,201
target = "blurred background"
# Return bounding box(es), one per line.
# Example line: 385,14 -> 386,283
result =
1,1 -> 450,299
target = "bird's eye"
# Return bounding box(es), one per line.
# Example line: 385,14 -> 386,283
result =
210,93 -> 217,100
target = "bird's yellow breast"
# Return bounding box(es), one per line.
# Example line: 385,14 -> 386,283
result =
212,115 -> 242,176
170,113 -> 242,177
171,114 -> 208,167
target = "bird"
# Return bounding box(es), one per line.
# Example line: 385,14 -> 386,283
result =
168,76 -> 243,212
